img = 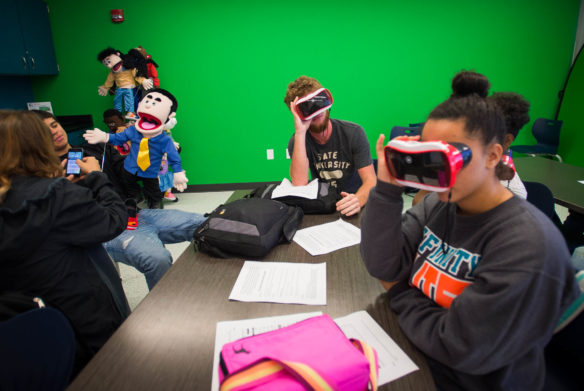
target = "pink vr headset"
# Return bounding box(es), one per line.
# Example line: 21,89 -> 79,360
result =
384,139 -> 472,191
295,88 -> 333,120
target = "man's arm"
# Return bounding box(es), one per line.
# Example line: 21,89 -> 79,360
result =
336,164 -> 376,216
355,164 -> 377,206
289,98 -> 311,186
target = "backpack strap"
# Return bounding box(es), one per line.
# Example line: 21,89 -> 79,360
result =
219,357 -> 333,391
351,339 -> 379,391
219,339 -> 378,391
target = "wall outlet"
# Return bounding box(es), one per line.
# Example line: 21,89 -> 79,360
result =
267,149 -> 274,160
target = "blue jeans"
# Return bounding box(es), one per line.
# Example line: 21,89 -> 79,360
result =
113,88 -> 135,114
103,209 -> 206,290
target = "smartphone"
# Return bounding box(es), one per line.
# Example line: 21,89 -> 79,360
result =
66,148 -> 84,176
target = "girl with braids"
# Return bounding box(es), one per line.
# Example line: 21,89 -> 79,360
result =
360,71 -> 579,390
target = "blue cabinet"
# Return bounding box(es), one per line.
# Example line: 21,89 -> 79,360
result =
0,0 -> 58,75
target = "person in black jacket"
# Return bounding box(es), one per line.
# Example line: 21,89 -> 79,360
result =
0,110 -> 127,377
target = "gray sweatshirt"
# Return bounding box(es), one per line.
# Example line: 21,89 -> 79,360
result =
360,181 -> 580,390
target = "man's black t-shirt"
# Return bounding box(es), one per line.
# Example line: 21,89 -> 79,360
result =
288,118 -> 373,192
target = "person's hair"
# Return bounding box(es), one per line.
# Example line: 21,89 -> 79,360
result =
30,109 -> 56,121
143,88 -> 178,114
488,92 -> 530,138
427,70 -> 505,146
284,76 -> 323,107
97,47 -> 118,62
0,110 -> 62,203
103,108 -> 124,120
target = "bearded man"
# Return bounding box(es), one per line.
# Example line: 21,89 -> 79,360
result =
285,76 -> 376,216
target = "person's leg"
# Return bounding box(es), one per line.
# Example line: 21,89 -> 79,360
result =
104,223 -> 172,290
122,170 -> 142,201
142,177 -> 164,209
123,88 -> 135,115
139,209 -> 206,243
113,89 -> 123,113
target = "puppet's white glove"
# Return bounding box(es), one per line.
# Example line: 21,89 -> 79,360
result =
173,141 -> 180,151
163,117 -> 177,130
83,128 -> 109,144
98,86 -> 108,96
173,171 -> 188,192
142,78 -> 154,90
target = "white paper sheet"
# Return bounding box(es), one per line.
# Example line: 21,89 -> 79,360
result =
293,218 -> 361,256
271,178 -> 319,199
228,261 -> 327,305
211,311 -> 323,391
335,311 -> 419,385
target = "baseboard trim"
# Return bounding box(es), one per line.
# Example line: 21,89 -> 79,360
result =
182,181 -> 280,193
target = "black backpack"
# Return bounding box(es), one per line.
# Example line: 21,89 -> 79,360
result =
247,181 -> 341,214
192,198 -> 303,258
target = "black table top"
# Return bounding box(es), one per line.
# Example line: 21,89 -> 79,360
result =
69,213 -> 434,391
514,157 -> 584,214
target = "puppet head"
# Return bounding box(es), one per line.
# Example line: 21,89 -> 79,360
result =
98,47 -> 124,73
136,89 -> 178,137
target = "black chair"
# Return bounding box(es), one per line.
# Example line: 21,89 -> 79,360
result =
0,307 -> 76,390
524,181 -> 563,229
511,118 -> 563,162
389,126 -> 422,140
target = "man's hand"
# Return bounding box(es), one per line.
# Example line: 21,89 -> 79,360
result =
77,156 -> 101,175
290,97 -> 311,135
62,156 -> 100,183
98,86 -> 108,96
142,78 -> 154,90
173,171 -> 188,192
336,191 -> 361,216
83,128 -> 109,144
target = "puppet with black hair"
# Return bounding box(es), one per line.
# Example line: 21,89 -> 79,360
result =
134,46 -> 160,87
97,47 -> 153,119
84,89 -> 187,209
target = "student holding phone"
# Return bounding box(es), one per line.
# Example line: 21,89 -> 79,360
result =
285,76 -> 376,216
34,110 -> 206,290
360,71 -> 580,390
0,110 -> 127,377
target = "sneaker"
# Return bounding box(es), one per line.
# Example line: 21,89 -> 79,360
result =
164,190 -> 179,202
125,198 -> 139,230
125,112 -> 139,121
555,270 -> 584,333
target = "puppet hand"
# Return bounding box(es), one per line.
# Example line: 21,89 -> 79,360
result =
173,171 -> 188,192
173,141 -> 180,151
83,128 -> 109,144
142,78 -> 154,90
163,117 -> 178,130
98,86 -> 108,96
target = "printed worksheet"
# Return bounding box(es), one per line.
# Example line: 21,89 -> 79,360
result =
293,218 -> 361,255
229,261 -> 326,305
271,178 -> 319,199
335,311 -> 419,385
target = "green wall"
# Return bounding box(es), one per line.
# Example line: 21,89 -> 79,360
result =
31,0 -> 581,184
558,47 -> 584,166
